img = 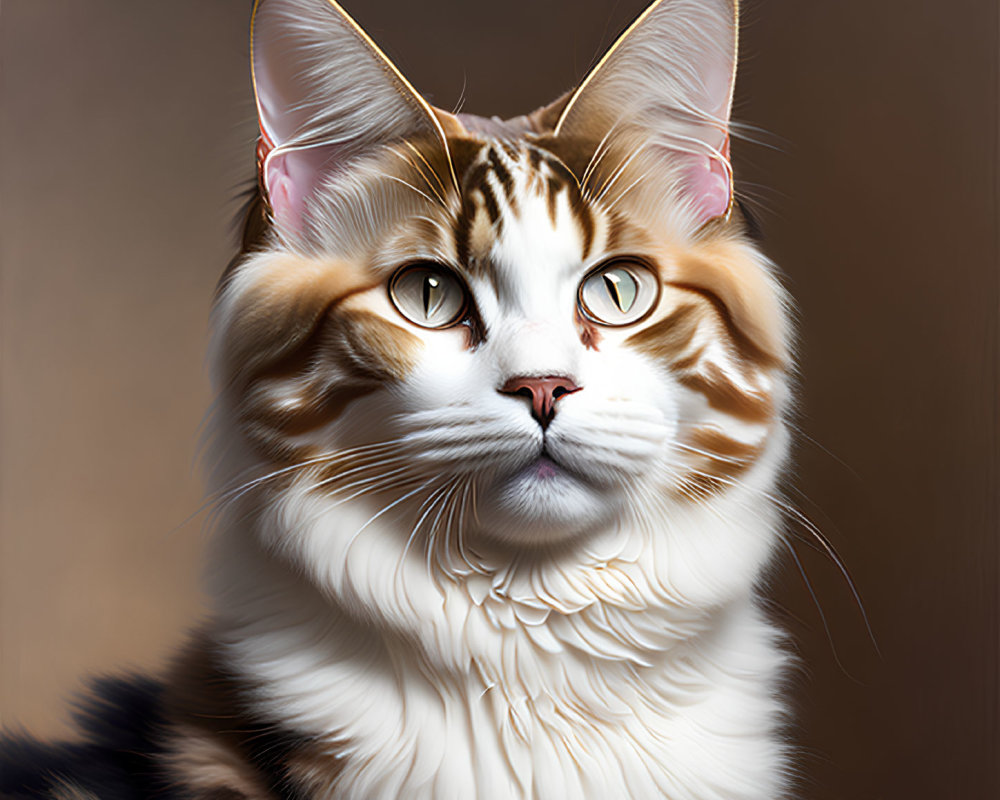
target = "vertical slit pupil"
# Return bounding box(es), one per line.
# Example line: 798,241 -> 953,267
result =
423,274 -> 441,317
603,270 -> 636,313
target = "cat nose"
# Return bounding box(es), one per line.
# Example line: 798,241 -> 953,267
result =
499,375 -> 581,429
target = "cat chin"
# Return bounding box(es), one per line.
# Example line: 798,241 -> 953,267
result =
474,456 -> 616,545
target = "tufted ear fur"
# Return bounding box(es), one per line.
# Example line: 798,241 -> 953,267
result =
251,0 -> 452,235
553,0 -> 738,225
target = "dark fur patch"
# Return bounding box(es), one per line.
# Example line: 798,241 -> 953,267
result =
0,676 -> 176,799
0,642 -> 316,800
160,637 -> 313,800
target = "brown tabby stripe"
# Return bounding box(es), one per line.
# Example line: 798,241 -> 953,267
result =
626,291 -> 775,425
221,257 -> 370,389
626,282 -> 777,498
527,147 -> 543,171
479,180 -> 502,225
624,304 -> 703,363
669,281 -> 781,369
453,151 -> 507,272
237,308 -> 420,464
538,150 -> 595,258
452,196 -> 476,268
326,309 -> 422,383
222,258 -> 421,462
464,161 -> 503,223
688,426 -> 764,470
240,382 -> 379,462
545,178 -> 561,224
677,424 -> 766,500
678,364 -> 774,424
675,470 -> 730,501
603,211 -> 631,255
671,243 -> 788,368
452,142 -> 597,272
676,426 -> 763,501
486,147 -> 515,201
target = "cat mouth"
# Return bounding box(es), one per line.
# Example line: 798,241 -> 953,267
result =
527,453 -> 560,480
521,444 -> 574,481
481,440 -> 612,541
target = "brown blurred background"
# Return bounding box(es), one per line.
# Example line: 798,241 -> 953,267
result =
1,1 -> 997,797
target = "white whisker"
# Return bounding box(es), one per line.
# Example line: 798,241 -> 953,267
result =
343,480 -> 434,559
593,141 -> 648,205
678,464 -> 879,656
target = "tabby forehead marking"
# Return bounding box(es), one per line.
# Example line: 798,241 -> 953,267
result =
453,143 -> 597,278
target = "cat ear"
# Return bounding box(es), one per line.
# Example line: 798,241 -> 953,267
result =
251,0 -> 452,233
553,0 -> 738,224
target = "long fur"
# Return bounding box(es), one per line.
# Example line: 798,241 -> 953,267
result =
2,2 -> 796,798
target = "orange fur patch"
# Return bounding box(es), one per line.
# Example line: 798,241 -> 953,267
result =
622,232 -> 786,498
624,303 -> 703,363
669,240 -> 788,368
219,255 -> 422,461
221,254 -> 374,390
327,306 -> 422,383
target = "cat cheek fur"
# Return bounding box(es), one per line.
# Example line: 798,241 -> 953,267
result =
212,255 -> 426,461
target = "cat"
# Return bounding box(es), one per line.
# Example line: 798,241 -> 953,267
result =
1,0 -> 793,798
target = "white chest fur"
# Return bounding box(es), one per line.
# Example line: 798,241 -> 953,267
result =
211,472 -> 789,800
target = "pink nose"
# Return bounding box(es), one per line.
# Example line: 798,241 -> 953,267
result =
499,375 -> 581,429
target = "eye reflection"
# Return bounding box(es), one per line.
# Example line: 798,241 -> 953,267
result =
579,259 -> 659,326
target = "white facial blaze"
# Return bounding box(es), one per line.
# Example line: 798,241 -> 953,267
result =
474,156 -> 591,394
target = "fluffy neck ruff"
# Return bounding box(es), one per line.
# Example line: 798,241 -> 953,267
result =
205,445 -> 789,800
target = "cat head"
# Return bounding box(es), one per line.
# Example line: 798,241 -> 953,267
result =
211,0 -> 790,582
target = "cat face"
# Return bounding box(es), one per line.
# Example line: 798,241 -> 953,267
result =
213,0 -> 789,565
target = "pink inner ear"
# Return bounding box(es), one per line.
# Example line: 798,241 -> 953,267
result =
264,146 -> 343,235
266,158 -> 298,232
680,152 -> 732,224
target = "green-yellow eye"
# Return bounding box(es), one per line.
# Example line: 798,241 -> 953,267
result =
578,259 -> 660,326
389,264 -> 468,329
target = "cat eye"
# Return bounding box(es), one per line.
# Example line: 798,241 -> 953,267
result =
388,264 -> 469,329
578,259 -> 660,326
